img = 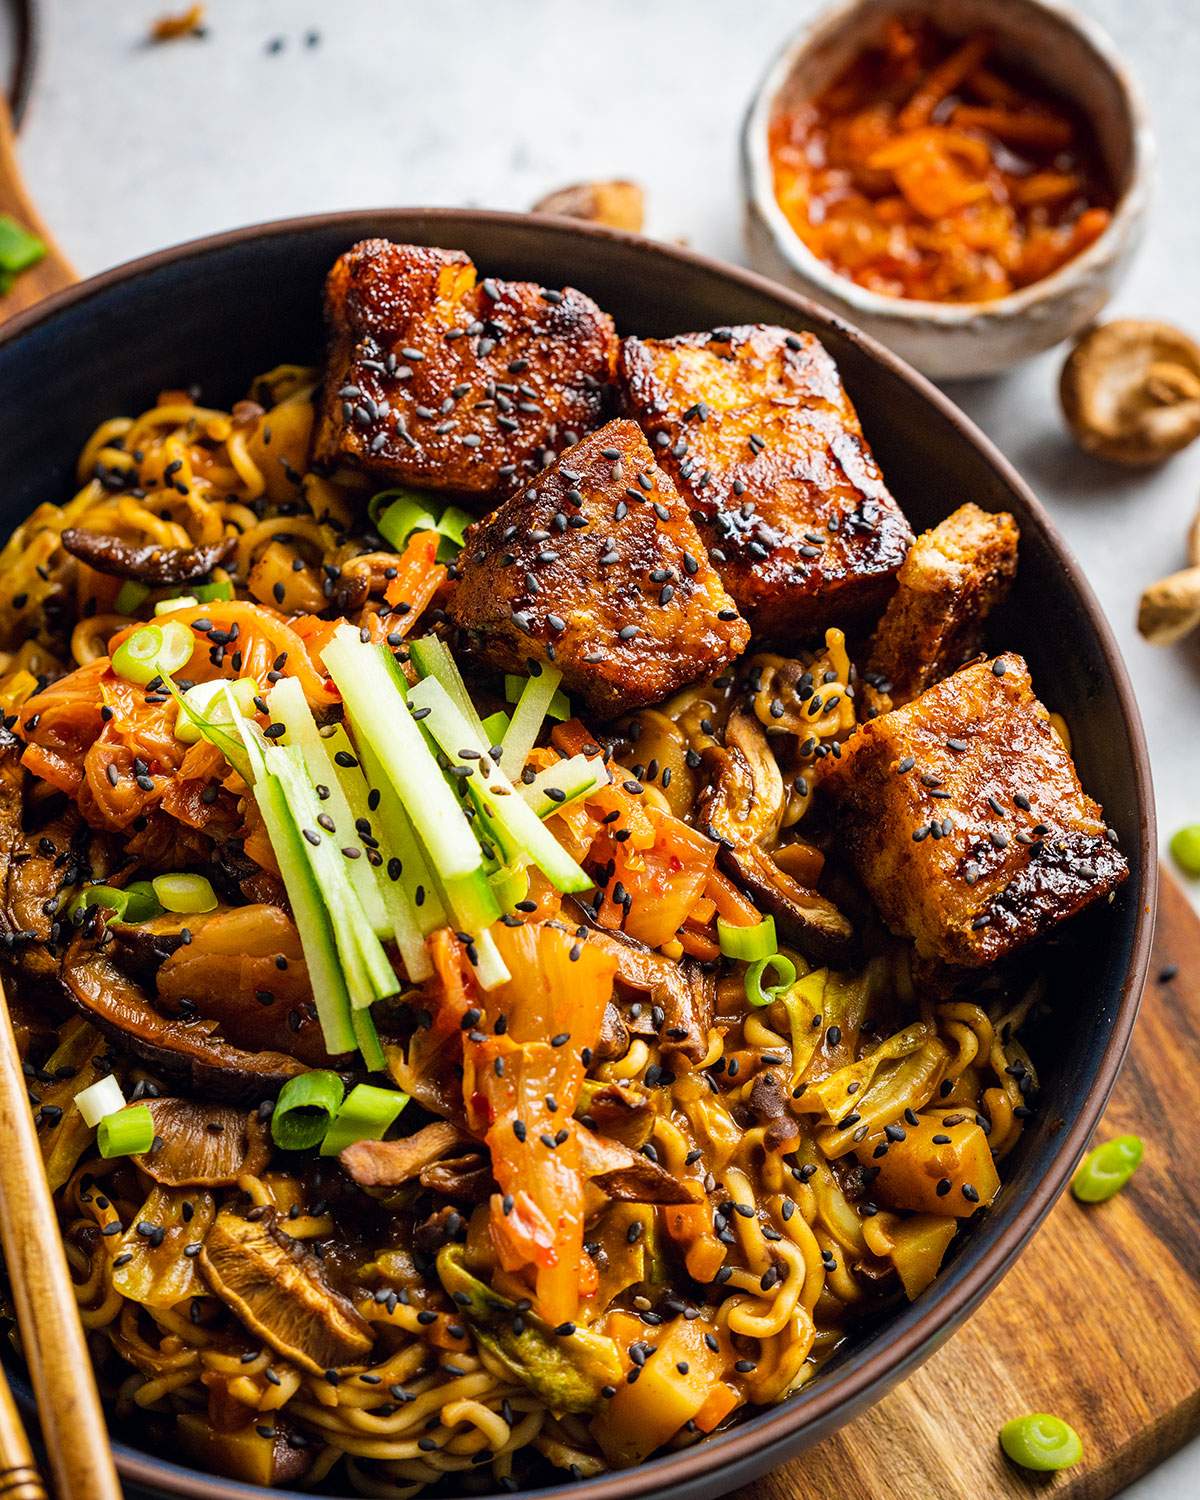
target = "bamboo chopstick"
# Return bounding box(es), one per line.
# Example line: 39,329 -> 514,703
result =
0,1366 -> 47,1500
0,981 -> 121,1500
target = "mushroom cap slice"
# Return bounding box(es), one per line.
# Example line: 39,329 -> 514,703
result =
1060,319 -> 1200,466
199,1209 -> 372,1375
60,937 -> 309,1101
135,1098 -> 271,1187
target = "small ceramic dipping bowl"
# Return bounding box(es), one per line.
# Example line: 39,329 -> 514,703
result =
741,0 -> 1154,379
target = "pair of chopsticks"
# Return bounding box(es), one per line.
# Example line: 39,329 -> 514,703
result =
0,980 -> 121,1499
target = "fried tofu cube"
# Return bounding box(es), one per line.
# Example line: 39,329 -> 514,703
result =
820,655 -> 1128,966
865,503 -> 1019,709
315,240 -> 618,497
619,324 -> 913,636
448,419 -> 749,717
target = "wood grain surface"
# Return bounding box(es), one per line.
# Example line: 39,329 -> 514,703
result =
745,870 -> 1200,1500
0,94 -> 74,318
0,980 -> 122,1500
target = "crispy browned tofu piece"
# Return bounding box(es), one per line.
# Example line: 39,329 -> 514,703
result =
314,240 -> 618,497
865,503 -> 1019,709
618,325 -> 913,636
448,420 -> 749,717
820,655 -> 1127,966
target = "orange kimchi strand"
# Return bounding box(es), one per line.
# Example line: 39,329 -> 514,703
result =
768,13 -> 1113,302
460,919 -> 616,1326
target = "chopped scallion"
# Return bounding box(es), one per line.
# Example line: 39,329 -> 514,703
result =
74,1074 -> 126,1129
98,1103 -> 155,1159
115,580 -> 151,615
152,873 -> 218,914
745,953 -> 798,1008
718,916 -> 777,962
319,1083 -> 410,1156
112,620 -> 194,685
271,1071 -> 345,1152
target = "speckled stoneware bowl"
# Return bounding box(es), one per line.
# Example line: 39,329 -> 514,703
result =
742,0 -> 1154,379
0,210 -> 1154,1500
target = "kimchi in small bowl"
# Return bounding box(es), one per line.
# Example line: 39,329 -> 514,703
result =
741,0 -> 1153,379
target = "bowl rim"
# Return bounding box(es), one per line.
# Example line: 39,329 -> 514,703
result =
740,0 -> 1156,325
0,206 -> 1157,1500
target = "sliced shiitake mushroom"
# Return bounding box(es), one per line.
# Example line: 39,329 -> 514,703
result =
199,1208 -> 372,1375
577,1126 -> 697,1205
531,180 -> 645,233
1060,320 -> 1200,466
698,706 -> 852,962
60,936 -> 308,1100
135,1098 -> 271,1187
60,529 -> 236,583
339,1120 -> 469,1188
566,904 -> 712,1063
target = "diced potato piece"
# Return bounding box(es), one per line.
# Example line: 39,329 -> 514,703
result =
867,1212 -> 959,1299
590,1312 -> 728,1466
864,1110 -> 1000,1218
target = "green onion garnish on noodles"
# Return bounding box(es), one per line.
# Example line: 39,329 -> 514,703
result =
271,1071 -> 346,1152
74,1074 -> 126,1129
111,620 -> 194,685
121,880 -> 163,923
319,1083 -> 410,1157
151,873 -> 218,914
718,915 -> 777,962
98,1104 -> 155,1159
744,953 -> 798,1008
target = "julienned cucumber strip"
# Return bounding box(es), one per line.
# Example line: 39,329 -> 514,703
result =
409,636 -> 490,743
349,733 -> 434,982
499,665 -> 564,777
354,732 -> 445,934
352,993 -> 387,1072
322,628 -> 483,883
504,673 -> 570,722
518,753 -> 609,818
250,772 -> 356,1057
267,677 -> 390,938
268,744 -> 398,1011
409,677 -> 590,894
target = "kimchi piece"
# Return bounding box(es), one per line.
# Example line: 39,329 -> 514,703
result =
769,14 -> 1114,302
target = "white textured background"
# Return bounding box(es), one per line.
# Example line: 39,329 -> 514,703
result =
10,2 -> 1200,1496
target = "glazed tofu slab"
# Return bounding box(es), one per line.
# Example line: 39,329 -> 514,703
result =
448,419 -> 750,717
315,240 -> 618,496
866,502 -> 1020,709
619,324 -> 914,637
821,655 -> 1128,966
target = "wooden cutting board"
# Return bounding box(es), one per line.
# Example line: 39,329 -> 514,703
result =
745,870 -> 1200,1500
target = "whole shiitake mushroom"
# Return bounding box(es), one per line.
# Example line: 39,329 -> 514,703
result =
1060,319 -> 1200,466
532,180 -> 645,234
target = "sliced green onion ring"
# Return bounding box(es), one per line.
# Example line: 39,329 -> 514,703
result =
745,953 -> 798,1008
74,1074 -> 126,1129
718,915 -> 777,962
156,595 -> 198,615
152,873 -> 218,914
121,880 -> 164,923
320,1083 -> 410,1156
272,1071 -> 346,1152
111,619 -> 194,685
98,1103 -> 155,1159
72,885 -> 130,921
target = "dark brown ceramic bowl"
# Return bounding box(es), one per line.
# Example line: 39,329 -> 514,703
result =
0,210 -> 1155,1500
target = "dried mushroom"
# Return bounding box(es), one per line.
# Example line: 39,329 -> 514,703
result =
1060,320 -> 1200,466
1138,499 -> 1200,645
199,1208 -> 372,1374
60,528 -> 235,583
532,180 -> 645,233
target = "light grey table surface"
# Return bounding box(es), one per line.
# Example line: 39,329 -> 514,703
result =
8,2 -> 1200,1496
